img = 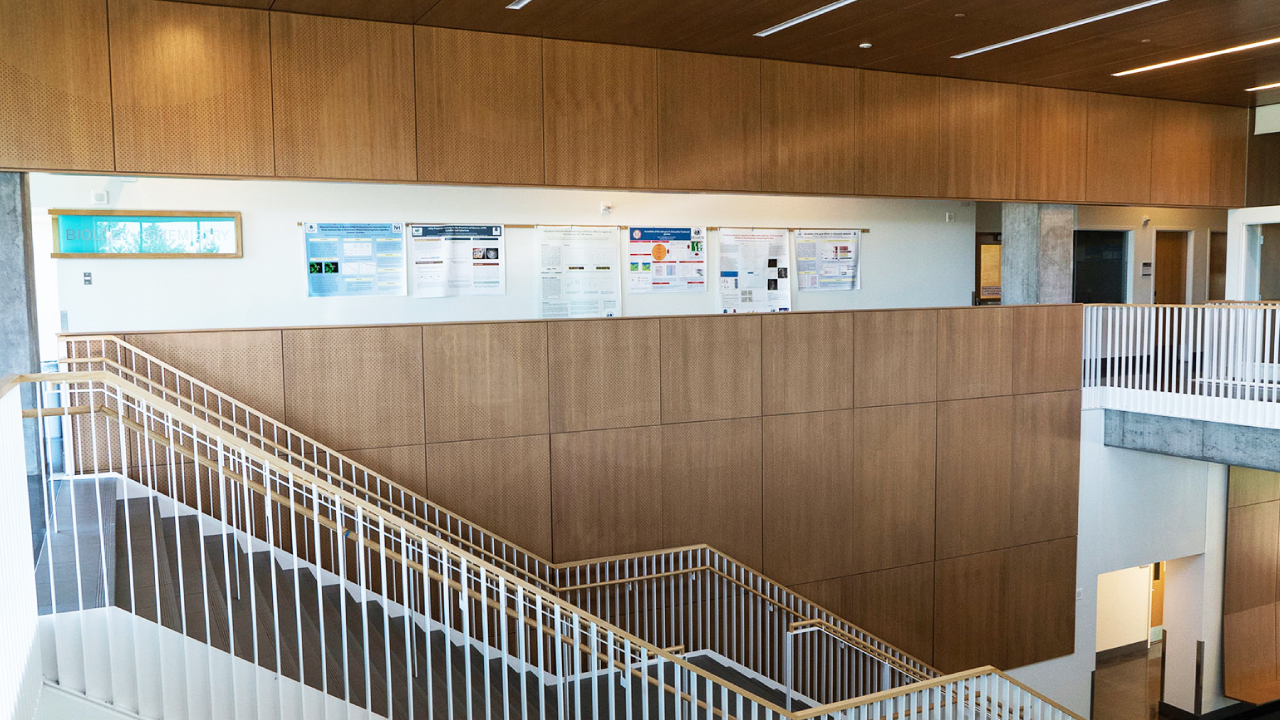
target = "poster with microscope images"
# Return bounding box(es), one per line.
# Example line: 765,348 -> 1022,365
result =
795,228 -> 860,291
718,228 -> 791,313
408,224 -> 505,298
537,225 -> 622,318
304,222 -> 406,297
626,226 -> 708,293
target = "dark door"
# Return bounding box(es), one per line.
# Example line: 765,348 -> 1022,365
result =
1074,230 -> 1127,303
1209,231 -> 1228,301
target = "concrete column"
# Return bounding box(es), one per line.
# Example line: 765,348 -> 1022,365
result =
1001,203 -> 1076,305
0,172 -> 44,553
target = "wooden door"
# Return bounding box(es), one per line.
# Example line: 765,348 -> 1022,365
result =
1209,231 -> 1228,301
1150,562 -> 1165,630
1154,231 -> 1188,304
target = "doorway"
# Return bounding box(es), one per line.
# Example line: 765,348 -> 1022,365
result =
1261,224 -> 1280,301
1074,230 -> 1128,303
1094,564 -> 1167,720
1208,231 -> 1228,302
1154,231 -> 1189,305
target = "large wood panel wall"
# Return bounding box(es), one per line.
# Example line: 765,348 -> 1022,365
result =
0,0 -> 1249,207
1224,467 -> 1280,704
106,304 -> 1083,673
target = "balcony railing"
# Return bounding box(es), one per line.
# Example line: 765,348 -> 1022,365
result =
1083,303 -> 1280,428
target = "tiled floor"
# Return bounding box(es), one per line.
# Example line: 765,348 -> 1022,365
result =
1094,643 -> 1163,720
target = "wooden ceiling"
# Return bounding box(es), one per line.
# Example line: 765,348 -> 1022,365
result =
169,0 -> 1280,107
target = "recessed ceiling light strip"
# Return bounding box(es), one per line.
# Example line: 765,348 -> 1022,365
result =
754,0 -> 861,38
1247,81 -> 1280,92
506,0 -> 534,9
1114,36 -> 1280,76
951,0 -> 1170,59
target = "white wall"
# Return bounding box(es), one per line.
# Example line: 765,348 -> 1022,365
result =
1008,409 -> 1231,717
1077,205 -> 1228,305
1095,566 -> 1150,652
28,174 -> 977,336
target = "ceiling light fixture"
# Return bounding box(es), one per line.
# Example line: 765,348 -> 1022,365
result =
506,0 -> 534,8
1114,36 -> 1280,76
755,0 -> 861,38
1247,81 -> 1280,92
951,0 -> 1169,59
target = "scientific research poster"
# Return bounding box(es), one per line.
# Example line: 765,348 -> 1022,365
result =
626,226 -> 708,293
795,229 -> 860,292
408,224 -> 505,298
718,228 -> 791,313
537,226 -> 622,318
304,222 -> 406,298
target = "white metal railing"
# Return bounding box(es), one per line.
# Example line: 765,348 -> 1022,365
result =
7,369 -> 1086,720
1083,303 -> 1280,428
19,372 -> 796,719
62,335 -> 938,703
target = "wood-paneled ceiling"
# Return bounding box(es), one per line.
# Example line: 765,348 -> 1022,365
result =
168,0 -> 1280,107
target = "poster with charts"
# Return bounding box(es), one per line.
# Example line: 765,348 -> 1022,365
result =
795,229 -> 860,292
304,222 -> 406,298
408,224 -> 505,298
537,226 -> 622,319
627,226 -> 708,293
718,228 -> 791,313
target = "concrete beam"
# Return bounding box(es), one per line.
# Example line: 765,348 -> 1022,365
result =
1105,410 -> 1280,472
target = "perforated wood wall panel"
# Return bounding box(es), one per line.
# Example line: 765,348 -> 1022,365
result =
270,12 -> 415,180
1229,467 -> 1280,509
125,330 -> 286,420
762,312 -> 853,415
852,403 -> 936,575
936,396 -> 1013,560
661,418 -> 763,571
1011,390 -> 1080,547
760,61 -> 860,195
660,315 -> 761,424
0,0 -> 113,170
1017,85 -> 1087,203
859,71 -> 940,199
937,307 -> 1013,401
343,445 -> 427,499
426,435 -> 553,560
543,40 -> 657,188
940,79 -> 1019,201
282,326 -> 425,451
550,426 -> 663,563
657,51 -> 761,192
793,563 -> 935,665
416,27 -> 543,185
853,309 -> 937,408
1013,305 -> 1083,395
109,0 -> 274,176
547,319 -> 659,433
422,322 -> 549,443
1087,93 -> 1154,205
762,410 -> 854,587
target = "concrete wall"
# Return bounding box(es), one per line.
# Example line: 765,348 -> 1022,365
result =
1076,205 -> 1229,305
30,174 -> 976,335
1008,409 -> 1231,716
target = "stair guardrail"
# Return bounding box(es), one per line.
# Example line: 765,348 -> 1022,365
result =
6,371 -> 1085,720
62,335 -> 936,701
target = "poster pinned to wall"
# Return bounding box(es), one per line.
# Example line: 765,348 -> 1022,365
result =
718,228 -> 791,313
408,224 -> 505,298
795,228 -> 861,292
304,222 -> 406,298
538,226 -> 622,318
626,226 -> 708,293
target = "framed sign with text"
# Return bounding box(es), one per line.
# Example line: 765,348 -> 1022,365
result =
50,210 -> 242,259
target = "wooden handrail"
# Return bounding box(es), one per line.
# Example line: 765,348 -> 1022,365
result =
787,619 -> 930,681
61,341 -> 937,678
